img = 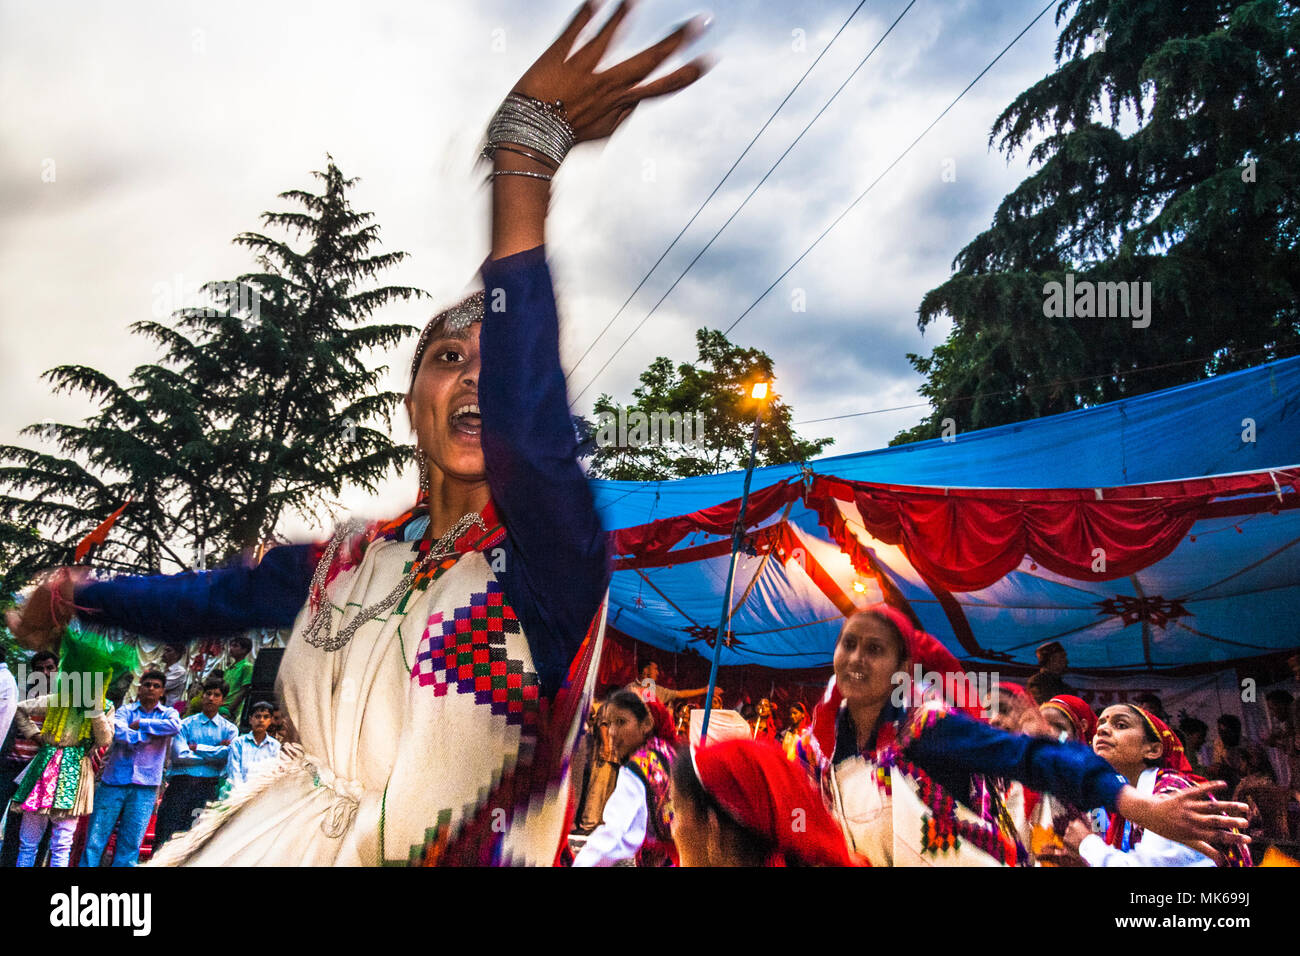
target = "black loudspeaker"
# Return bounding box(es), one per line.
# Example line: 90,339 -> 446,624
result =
245,647 -> 285,725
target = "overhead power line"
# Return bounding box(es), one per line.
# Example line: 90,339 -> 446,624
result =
571,0 -> 920,404
724,0 -> 1058,336
564,0 -> 872,384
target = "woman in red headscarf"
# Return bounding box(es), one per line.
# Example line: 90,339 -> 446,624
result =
1041,695 -> 1098,744
572,691 -> 678,867
1050,704 -> 1252,867
1027,695 -> 1099,864
670,739 -> 854,866
794,605 -> 1251,867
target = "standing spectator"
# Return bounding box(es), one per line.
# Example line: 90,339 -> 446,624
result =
1026,641 -> 1075,704
268,705 -> 289,743
160,644 -> 188,708
1263,690 -> 1298,789
574,699 -> 618,835
1177,716 -> 1211,777
1132,692 -> 1169,723
752,697 -> 778,741
0,648 -> 16,769
10,695 -> 114,867
625,661 -> 707,709
1207,714 -> 1268,796
81,670 -> 181,867
220,637 -> 254,725
0,650 -> 57,867
154,679 -> 236,848
780,701 -> 809,760
223,701 -> 281,795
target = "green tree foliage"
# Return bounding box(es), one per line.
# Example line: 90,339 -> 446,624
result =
894,0 -> 1300,445
585,328 -> 832,480
0,159 -> 425,587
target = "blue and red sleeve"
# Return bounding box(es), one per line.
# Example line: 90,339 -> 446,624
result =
479,246 -> 610,698
904,710 -> 1128,812
74,543 -> 318,638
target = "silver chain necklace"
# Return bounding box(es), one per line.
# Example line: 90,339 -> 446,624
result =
302,511 -> 487,652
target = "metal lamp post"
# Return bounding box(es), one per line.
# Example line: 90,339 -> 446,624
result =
699,381 -> 769,744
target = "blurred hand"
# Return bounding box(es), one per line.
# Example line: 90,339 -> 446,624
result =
512,1 -> 711,146
4,568 -> 86,651
1117,781 -> 1251,864
1036,844 -> 1088,867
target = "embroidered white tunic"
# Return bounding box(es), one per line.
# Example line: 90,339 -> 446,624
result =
152,537 -> 570,866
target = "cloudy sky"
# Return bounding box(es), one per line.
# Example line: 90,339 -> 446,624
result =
0,0 -> 1064,544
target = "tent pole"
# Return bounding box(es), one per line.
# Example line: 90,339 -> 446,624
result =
701,406 -> 764,744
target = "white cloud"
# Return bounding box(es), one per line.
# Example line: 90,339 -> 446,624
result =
1,0 -> 1062,547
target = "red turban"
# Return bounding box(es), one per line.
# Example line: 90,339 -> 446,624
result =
645,699 -> 678,747
1043,695 -> 1098,745
694,739 -> 855,866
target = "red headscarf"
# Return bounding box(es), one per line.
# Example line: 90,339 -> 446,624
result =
1132,706 -> 1197,776
694,739 -> 855,866
809,604 -> 978,758
1043,695 -> 1098,745
645,699 -> 678,747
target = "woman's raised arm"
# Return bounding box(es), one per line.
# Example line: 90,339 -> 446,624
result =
478,3 -> 708,695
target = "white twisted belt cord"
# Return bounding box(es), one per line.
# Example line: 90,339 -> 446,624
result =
295,750 -> 364,839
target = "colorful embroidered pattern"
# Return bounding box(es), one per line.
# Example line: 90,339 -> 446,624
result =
410,582 -> 538,727
877,701 -> 1028,866
625,740 -> 676,865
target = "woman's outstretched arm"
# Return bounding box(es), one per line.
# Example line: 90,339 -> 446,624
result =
480,3 -> 708,696
6,545 -> 317,654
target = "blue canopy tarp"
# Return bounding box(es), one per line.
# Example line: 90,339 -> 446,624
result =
591,357 -> 1300,675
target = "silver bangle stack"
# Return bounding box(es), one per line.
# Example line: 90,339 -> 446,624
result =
482,91 -> 576,183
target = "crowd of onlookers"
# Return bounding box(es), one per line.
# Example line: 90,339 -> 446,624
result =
569,650 -> 1300,857
0,638 -> 288,867
4,638 -> 1297,867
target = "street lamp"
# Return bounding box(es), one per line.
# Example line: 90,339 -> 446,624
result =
700,381 -> 771,744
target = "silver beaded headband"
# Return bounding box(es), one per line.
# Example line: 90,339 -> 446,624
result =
481,92 -> 576,169
409,290 -> 485,387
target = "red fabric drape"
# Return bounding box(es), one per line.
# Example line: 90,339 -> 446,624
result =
809,473 -> 1296,593
609,480 -> 801,557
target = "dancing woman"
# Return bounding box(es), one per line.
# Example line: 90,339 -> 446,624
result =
572,691 -> 677,866
795,605 -> 1250,867
8,2 -> 708,867
1050,704 -> 1252,867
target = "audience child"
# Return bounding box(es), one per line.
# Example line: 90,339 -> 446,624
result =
9,692 -> 114,867
224,701 -> 282,794
154,678 -> 237,848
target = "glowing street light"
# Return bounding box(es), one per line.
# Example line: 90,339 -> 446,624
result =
701,380 -> 773,744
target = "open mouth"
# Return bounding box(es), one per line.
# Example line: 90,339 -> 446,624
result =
450,402 -> 482,438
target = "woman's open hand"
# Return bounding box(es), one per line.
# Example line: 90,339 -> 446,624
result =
1116,781 -> 1251,864
513,1 -> 710,145
4,568 -> 84,652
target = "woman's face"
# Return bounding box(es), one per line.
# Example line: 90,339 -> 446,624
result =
985,691 -> 1018,731
1093,705 -> 1162,775
1042,704 -> 1078,742
607,704 -> 652,761
405,325 -> 486,485
833,614 -> 904,707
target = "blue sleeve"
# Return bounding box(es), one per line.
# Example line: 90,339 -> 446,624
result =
479,247 -> 610,698
74,543 -> 316,638
905,711 -> 1128,812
